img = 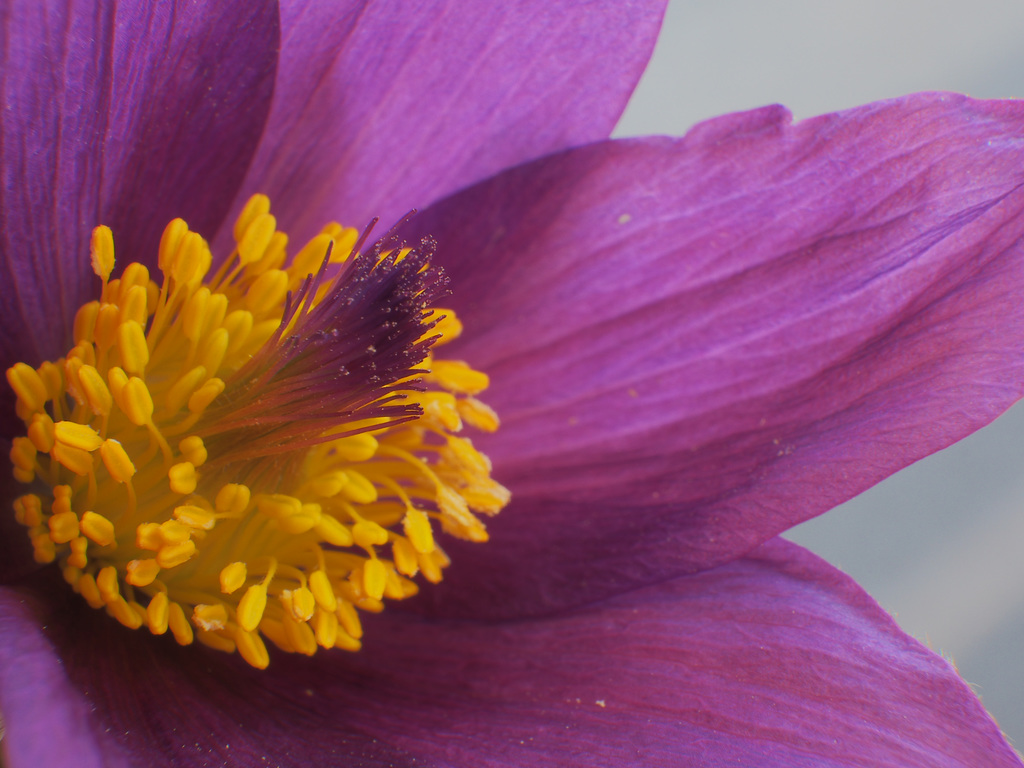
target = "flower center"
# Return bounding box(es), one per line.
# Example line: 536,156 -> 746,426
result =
6,195 -> 508,669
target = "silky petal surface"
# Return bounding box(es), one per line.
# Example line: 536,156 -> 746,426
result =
225,0 -> 665,246
401,93 -> 1024,617
2,540 -> 1018,767
0,0 -> 278,397
0,588 -> 129,768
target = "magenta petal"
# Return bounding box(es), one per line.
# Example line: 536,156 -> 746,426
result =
0,1 -> 278,388
7,540 -> 1018,767
228,0 -> 666,244
403,94 -> 1024,617
0,587 -> 129,768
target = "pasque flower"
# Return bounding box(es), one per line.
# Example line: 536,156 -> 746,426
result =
2,0 -> 1024,765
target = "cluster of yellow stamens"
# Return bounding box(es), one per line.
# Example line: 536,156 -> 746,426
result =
7,195 -> 508,668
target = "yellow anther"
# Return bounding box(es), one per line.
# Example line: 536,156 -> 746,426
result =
168,462 -> 197,495
90,225 -> 115,282
77,573 -> 105,609
80,511 -> 115,547
237,583 -> 269,632
308,570 -> 338,612
94,304 -> 121,351
147,591 -> 170,634
281,613 -> 317,656
165,366 -> 208,413
422,308 -> 463,344
52,485 -> 73,515
257,494 -> 301,518
10,437 -> 36,472
333,627 -> 362,652
108,597 -> 143,630
117,320 -> 150,374
99,439 -> 136,482
121,376 -> 154,426
233,194 -> 271,243
463,480 -> 512,515
392,537 -> 419,577
222,310 -> 254,355
277,502 -> 321,535
220,562 -> 247,594
429,360 -> 490,395
158,218 -> 188,271
282,587 -> 316,622
27,413 -> 55,452
157,539 -> 197,569
384,567 -> 416,600
238,213 -> 277,265
447,436 -> 491,474
416,391 -> 462,431
67,536 -> 89,569
353,519 -> 389,549
187,377 -> 224,413
174,504 -> 216,531
31,532 -> 56,563
171,231 -> 207,285
215,483 -> 251,516
136,522 -> 162,550
183,287 -> 212,340
313,608 -> 339,648
7,363 -> 49,413
418,548 -> 448,584
198,328 -> 228,377
304,470 -> 348,497
244,269 -> 288,314
37,360 -> 62,401
96,566 -> 120,603
330,433 -> 378,462
290,233 -> 334,281
235,628 -> 270,669
13,495 -> 43,527
106,366 -> 128,403
54,421 -> 103,452
403,509 -> 435,554
118,262 -> 150,294
168,602 -> 194,645
313,515 -> 353,547
340,470 -> 377,504
178,436 -> 207,467
197,630 -> 235,653
159,519 -> 191,545
119,284 -> 149,325
336,600 -> 363,639
192,603 -> 229,632
125,558 -> 161,587
49,510 -> 80,544
363,559 -> 387,601
77,365 -> 113,416
74,301 -> 100,344
330,226 -> 359,262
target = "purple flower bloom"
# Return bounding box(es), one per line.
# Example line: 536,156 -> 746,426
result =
2,1 -> 1024,766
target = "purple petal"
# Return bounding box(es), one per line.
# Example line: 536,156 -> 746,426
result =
0,1 -> 278,404
401,93 -> 1024,617
224,0 -> 666,246
0,587 -> 129,768
4,540 -> 1018,767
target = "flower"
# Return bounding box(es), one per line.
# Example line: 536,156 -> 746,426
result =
2,1 -> 1024,767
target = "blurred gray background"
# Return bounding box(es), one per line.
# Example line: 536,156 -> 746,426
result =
616,0 -> 1024,748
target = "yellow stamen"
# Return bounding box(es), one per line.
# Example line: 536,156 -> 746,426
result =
6,195 -> 508,668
